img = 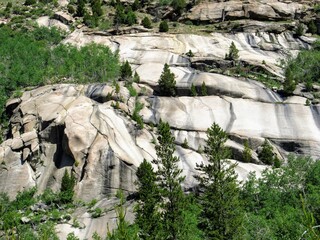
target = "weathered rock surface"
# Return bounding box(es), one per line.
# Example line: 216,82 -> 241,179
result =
0,27 -> 319,238
183,0 -> 308,23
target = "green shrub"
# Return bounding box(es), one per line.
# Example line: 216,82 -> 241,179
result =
308,20 -> 317,34
91,207 -> 103,218
120,60 -> 132,79
127,84 -> 137,97
242,140 -> 251,163
24,0 -> 37,5
225,41 -> 239,61
295,23 -> 304,36
132,101 -> 144,129
133,71 -> 140,83
190,83 -> 197,96
68,4 -> 76,14
59,169 -> 76,204
126,8 -> 137,26
201,81 -> 207,96
159,20 -> 169,32
141,16 -> 152,29
181,138 -> 189,148
186,49 -> 194,57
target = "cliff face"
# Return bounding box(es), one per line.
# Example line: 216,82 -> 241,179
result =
1,30 -> 319,203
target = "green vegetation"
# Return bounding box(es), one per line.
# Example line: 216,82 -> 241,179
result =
153,120 -> 187,239
283,40 -> 320,95
159,20 -> 169,32
120,60 -> 133,80
201,81 -> 207,96
60,169 -> 76,204
0,169 -> 79,239
190,83 -> 197,96
132,101 -> 144,129
241,155 -> 320,239
258,139 -> 281,167
0,26 -> 120,124
225,41 -> 239,61
242,139 -> 251,163
135,159 -> 160,239
195,123 -> 244,239
158,63 -> 176,96
141,16 -> 152,29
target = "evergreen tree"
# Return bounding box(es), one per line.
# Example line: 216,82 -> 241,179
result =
132,0 -> 140,11
258,140 -> 275,165
159,21 -> 169,32
195,123 -> 244,239
201,81 -> 207,96
76,0 -> 86,17
190,83 -> 197,96
107,190 -> 139,240
284,68 -> 297,95
171,0 -> 186,15
126,7 -> 137,26
120,60 -> 132,79
135,159 -> 161,239
91,0 -> 103,16
158,63 -> 176,96
141,16 -> 152,29
242,139 -> 251,163
60,169 -> 76,204
133,71 -> 140,83
308,20 -> 317,35
154,120 -> 186,239
225,41 -> 239,61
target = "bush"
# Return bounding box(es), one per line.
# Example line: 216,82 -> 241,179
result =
68,4 -> 76,14
24,0 -> 36,5
186,49 -> 194,57
159,20 -> 169,32
141,16 -> 152,29
91,207 -> 103,218
308,20 -> 317,34
132,101 -> 144,129
295,23 -> 304,36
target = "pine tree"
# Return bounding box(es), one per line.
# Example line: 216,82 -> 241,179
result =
107,190 -> 139,240
60,169 -> 76,204
141,16 -> 152,29
76,0 -> 85,17
190,83 -> 197,96
91,0 -> 103,16
154,120 -> 186,239
120,60 -> 132,79
158,63 -> 176,96
133,71 -> 140,83
159,21 -> 169,32
135,159 -> 161,239
195,123 -> 244,239
226,41 -> 239,61
201,81 -> 207,96
242,139 -> 251,163
258,140 -> 275,165
171,0 -> 186,15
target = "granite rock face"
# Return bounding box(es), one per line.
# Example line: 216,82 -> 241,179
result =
1,24 -> 320,238
183,0 -> 308,23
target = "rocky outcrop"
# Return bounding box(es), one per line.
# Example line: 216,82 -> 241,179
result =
0,27 -> 319,238
183,0 -> 309,23
1,29 -> 317,200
